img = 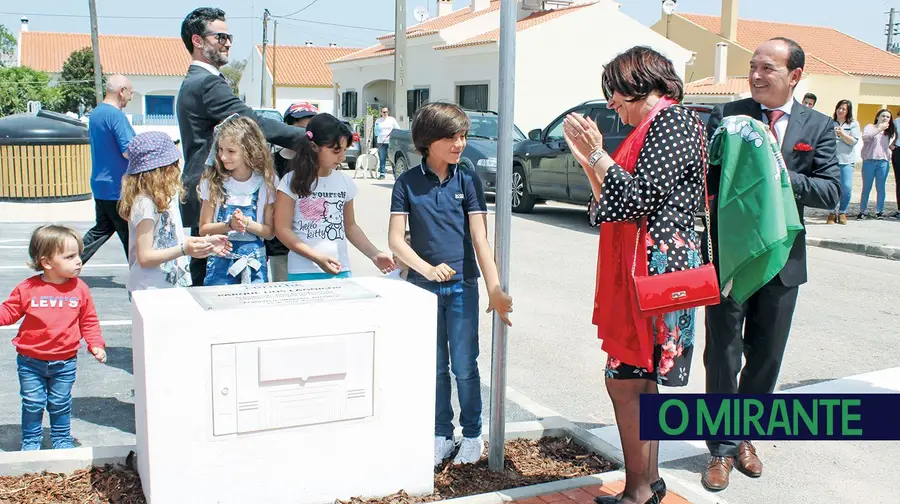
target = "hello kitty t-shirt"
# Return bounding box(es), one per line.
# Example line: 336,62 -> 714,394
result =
277,170 -> 358,274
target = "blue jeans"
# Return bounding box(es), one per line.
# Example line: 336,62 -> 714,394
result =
378,143 -> 388,176
837,163 -> 854,214
411,278 -> 482,439
860,159 -> 890,214
17,354 -> 77,450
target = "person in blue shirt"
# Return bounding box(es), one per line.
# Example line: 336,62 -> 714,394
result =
388,102 -> 513,467
82,74 -> 136,263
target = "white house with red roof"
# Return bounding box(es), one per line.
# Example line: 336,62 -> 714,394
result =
327,0 -> 693,132
238,43 -> 361,117
16,17 -> 190,123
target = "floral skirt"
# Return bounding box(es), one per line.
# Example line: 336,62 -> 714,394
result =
605,308 -> 696,387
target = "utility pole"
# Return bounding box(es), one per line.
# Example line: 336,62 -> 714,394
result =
260,9 -> 269,107
271,20 -> 278,109
393,0 -> 408,126
488,0 -> 515,472
88,0 -> 103,107
888,8 -> 897,53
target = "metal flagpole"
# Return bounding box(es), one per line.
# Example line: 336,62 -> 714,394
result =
488,0 -> 516,473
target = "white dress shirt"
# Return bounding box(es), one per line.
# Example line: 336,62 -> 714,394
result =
191,60 -> 221,77
761,99 -> 795,148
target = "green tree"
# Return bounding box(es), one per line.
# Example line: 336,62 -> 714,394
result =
0,24 -> 15,67
0,66 -> 62,116
58,47 -> 105,113
221,59 -> 247,96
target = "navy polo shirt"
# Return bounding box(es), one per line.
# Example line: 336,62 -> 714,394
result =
390,161 -> 488,282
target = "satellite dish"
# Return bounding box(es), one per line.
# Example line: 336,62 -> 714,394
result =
662,0 -> 677,16
414,6 -> 429,22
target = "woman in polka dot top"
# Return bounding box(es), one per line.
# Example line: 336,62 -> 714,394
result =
563,47 -> 709,504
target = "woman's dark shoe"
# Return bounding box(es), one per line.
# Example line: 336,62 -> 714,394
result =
594,494 -> 660,504
857,213 -> 866,220
593,479 -> 665,504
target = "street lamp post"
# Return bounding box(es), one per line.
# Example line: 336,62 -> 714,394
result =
662,0 -> 677,39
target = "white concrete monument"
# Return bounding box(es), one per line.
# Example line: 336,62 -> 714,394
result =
131,278 -> 437,504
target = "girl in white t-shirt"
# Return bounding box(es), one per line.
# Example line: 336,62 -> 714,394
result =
199,115 -> 277,285
118,131 -> 231,294
274,113 -> 395,281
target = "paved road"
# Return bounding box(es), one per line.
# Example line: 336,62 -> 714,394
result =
1,176 -> 898,503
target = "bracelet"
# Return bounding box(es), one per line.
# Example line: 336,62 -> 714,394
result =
180,243 -> 186,256
589,148 -> 608,168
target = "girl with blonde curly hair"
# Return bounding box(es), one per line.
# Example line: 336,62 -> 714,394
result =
198,114 -> 278,285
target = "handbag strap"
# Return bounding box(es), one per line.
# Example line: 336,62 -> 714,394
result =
631,112 -> 714,277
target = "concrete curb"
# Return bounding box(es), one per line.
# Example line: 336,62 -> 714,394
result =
806,237 -> 900,261
0,445 -> 133,476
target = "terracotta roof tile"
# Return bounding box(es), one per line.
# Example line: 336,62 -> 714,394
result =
329,44 -> 396,63
20,31 -> 191,76
258,45 -> 360,87
684,77 -> 750,95
679,13 -> 900,78
376,0 -> 501,41
436,2 -> 593,51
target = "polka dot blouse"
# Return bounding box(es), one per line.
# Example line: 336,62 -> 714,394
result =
597,105 -> 709,276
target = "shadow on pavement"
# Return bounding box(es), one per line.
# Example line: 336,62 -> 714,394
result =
103,347 -> 133,375
72,397 -> 135,434
80,275 -> 126,290
498,205 -> 598,236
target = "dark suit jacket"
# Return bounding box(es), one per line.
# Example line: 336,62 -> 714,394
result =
705,98 -> 840,287
176,64 -> 306,226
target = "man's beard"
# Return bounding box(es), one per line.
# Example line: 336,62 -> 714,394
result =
202,43 -> 228,68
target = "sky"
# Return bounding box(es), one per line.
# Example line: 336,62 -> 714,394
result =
0,0 -> 895,65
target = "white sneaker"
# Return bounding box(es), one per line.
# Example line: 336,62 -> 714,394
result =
452,435 -> 484,465
434,436 -> 455,466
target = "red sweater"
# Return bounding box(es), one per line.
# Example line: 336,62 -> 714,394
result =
0,276 -> 105,361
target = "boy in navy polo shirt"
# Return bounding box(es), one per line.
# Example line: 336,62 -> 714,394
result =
389,102 -> 513,467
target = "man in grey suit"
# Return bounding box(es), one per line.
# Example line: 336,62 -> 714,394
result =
701,37 -> 840,492
177,7 -> 305,286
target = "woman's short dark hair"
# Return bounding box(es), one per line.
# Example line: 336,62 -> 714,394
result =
411,102 -> 470,157
833,99 -> 854,124
601,46 -> 684,103
181,8 -> 226,54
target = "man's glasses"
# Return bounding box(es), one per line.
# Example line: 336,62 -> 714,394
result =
204,32 -> 233,45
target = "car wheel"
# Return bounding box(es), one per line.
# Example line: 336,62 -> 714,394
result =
512,164 -> 536,213
588,195 -> 600,227
346,161 -> 356,171
393,155 -> 408,177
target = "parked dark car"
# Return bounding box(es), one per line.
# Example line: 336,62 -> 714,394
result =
512,100 -> 713,225
388,110 -> 526,192
340,120 -> 362,170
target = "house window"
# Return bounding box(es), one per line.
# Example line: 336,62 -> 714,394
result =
341,91 -> 358,118
145,95 -> 175,116
407,88 -> 430,117
456,84 -> 489,111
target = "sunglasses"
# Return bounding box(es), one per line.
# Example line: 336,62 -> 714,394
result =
204,32 -> 233,45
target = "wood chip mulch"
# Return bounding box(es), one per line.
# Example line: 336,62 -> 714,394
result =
0,463 -> 145,504
337,436 -> 618,504
0,437 -> 615,504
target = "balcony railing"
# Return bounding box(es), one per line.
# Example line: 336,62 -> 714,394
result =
131,114 -> 178,126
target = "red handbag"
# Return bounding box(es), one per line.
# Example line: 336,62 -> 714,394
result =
631,118 -> 720,318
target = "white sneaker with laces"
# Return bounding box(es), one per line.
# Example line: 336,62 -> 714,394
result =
453,435 -> 484,465
434,436 -> 456,466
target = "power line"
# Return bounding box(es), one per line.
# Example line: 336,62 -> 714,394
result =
0,11 -> 258,20
273,0 -> 321,19
274,17 -> 389,32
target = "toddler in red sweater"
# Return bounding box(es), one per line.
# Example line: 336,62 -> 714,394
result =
0,225 -> 107,450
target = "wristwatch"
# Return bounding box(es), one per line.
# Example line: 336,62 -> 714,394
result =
589,148 -> 608,168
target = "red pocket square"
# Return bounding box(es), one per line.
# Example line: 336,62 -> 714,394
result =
794,142 -> 813,152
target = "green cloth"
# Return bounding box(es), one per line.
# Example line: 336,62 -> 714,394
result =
709,115 -> 804,304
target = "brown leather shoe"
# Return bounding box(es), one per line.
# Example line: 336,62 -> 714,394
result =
826,212 -> 836,224
736,440 -> 762,477
838,213 -> 848,224
702,456 -> 733,491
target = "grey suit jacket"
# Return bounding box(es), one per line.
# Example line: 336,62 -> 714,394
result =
176,64 -> 306,226
705,98 -> 840,287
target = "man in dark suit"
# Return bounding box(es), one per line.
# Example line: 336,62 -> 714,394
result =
177,7 -> 306,286
701,37 -> 840,491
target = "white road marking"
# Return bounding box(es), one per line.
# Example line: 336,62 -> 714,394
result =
0,239 -> 29,243
0,246 -> 28,249
0,319 -> 132,331
0,263 -> 128,270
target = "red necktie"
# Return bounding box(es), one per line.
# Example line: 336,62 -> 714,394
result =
765,109 -> 786,144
